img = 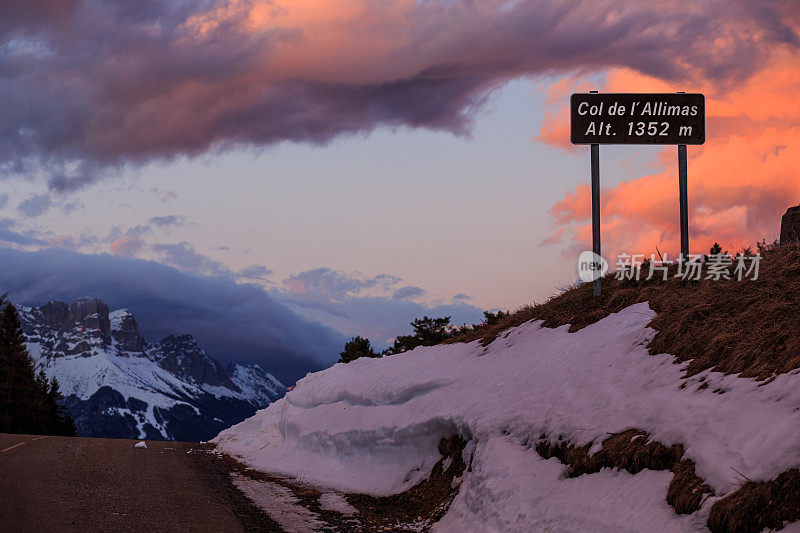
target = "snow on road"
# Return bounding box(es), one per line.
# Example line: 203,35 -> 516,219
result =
317,493 -> 358,516
215,303 -> 800,531
230,473 -> 325,532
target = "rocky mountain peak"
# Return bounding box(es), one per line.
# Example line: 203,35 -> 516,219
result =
40,300 -> 70,330
159,334 -> 199,350
20,296 -> 286,441
110,309 -> 144,352
25,298 -> 115,354
68,297 -> 111,336
154,334 -> 236,389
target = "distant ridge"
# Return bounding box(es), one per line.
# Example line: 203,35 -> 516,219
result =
20,297 -> 286,441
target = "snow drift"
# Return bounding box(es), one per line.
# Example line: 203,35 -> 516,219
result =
214,303 -> 800,531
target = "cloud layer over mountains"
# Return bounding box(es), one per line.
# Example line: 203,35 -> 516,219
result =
0,247 -> 344,383
2,0 -> 796,190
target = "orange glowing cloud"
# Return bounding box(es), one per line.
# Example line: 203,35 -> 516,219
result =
541,46 -> 800,260
3,0 -> 799,191
110,237 -> 146,258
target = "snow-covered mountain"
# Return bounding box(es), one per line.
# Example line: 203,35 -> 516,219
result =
20,297 -> 286,442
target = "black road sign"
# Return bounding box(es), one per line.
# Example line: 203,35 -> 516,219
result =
571,93 -> 705,145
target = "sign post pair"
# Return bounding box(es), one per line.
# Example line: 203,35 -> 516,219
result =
570,92 -> 705,296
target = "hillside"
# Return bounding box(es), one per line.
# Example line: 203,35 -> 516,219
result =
21,297 -> 286,441
212,244 -> 800,532
451,242 -> 800,379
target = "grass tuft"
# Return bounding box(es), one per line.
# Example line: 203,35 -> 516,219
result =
707,468 -> 800,533
450,242 -> 800,379
536,429 -> 712,514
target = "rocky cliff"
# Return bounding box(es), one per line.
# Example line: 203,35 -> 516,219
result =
20,298 -> 286,441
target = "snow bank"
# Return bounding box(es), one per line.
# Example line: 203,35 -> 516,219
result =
214,303 -> 800,530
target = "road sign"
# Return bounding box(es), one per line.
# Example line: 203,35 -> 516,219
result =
570,93 -> 705,145
570,91 -> 706,296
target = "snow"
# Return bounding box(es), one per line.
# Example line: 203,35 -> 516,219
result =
215,303 -> 800,530
229,364 -> 286,403
317,493 -> 358,516
21,303 -> 284,440
109,309 -> 132,331
33,345 -> 191,410
230,473 -> 325,532
435,437 -> 701,533
134,441 -> 147,449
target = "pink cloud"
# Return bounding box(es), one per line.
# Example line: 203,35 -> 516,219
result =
2,1 -> 797,190
110,237 -> 146,258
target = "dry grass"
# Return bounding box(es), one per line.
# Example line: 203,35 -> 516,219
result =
707,468 -> 800,533
535,429 -> 712,514
668,460 -> 713,514
449,243 -> 800,379
455,245 -> 800,527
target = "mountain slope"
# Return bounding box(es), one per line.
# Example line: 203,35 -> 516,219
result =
213,247 -> 800,532
21,298 -> 285,441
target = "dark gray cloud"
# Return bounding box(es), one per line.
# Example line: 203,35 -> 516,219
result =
392,286 -> 426,300
284,268 -> 400,301
0,247 -> 343,382
453,293 -> 472,301
15,193 -> 83,218
149,215 -> 185,228
0,218 -> 43,246
150,188 -> 178,203
17,193 -> 53,217
237,264 -> 273,281
151,241 -> 231,277
61,199 -> 82,214
1,1 -> 796,190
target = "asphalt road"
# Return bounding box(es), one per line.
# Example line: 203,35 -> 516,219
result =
0,433 -> 282,532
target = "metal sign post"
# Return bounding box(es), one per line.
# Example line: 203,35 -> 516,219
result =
678,143 -> 689,260
589,91 -> 601,296
570,92 -> 705,296
676,92 -> 689,260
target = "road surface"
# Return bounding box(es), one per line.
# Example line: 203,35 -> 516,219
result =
0,433 -> 282,532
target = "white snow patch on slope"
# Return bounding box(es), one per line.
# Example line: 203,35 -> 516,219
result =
435,436 -> 701,533
229,364 -> 285,403
215,303 -> 800,529
34,348 -> 190,409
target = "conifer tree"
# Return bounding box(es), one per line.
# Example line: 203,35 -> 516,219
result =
0,295 -> 75,436
338,336 -> 379,363
384,316 -> 452,355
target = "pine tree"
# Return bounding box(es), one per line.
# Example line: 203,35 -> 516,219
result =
482,310 -> 510,326
0,295 -> 75,436
338,336 -> 379,364
46,376 -> 76,436
385,316 -> 452,355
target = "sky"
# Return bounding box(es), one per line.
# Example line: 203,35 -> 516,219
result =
1,1 -> 799,377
